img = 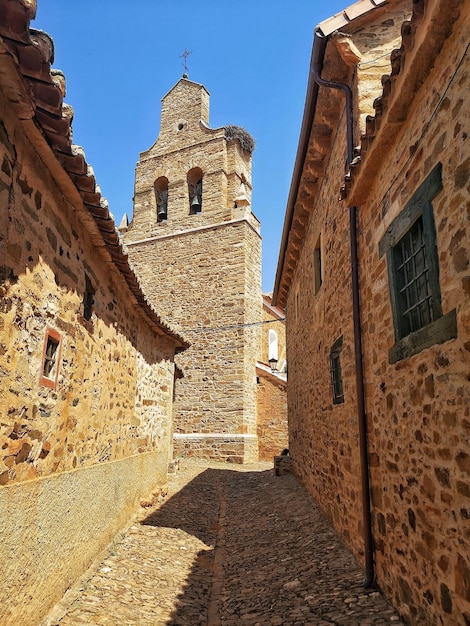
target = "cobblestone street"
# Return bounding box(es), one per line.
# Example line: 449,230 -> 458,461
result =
43,461 -> 405,626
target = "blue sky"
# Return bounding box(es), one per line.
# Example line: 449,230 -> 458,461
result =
33,1 -> 348,292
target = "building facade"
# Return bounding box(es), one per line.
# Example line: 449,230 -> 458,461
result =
273,0 -> 469,623
122,77 -> 264,463
0,3 -> 187,624
256,294 -> 288,461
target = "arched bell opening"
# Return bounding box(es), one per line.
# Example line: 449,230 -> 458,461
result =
187,167 -> 203,215
155,176 -> 169,222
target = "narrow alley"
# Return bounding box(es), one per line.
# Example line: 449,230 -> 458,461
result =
42,461 -> 405,626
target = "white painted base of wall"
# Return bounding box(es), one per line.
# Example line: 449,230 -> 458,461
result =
0,451 -> 167,626
173,433 -> 258,463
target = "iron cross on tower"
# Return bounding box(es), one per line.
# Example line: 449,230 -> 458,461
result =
179,48 -> 192,76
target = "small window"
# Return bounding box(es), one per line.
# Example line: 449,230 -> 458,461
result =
40,327 -> 62,389
187,167 -> 203,214
330,336 -> 344,405
155,176 -> 169,222
295,290 -> 300,322
379,163 -> 457,363
313,233 -> 322,295
82,273 -> 95,321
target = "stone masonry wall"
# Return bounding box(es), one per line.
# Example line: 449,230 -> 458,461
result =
256,299 -> 287,461
356,9 -> 470,623
284,0 -> 416,568
126,220 -> 261,462
0,118 -> 176,483
256,373 -> 287,461
0,82 -> 177,624
124,77 -> 262,462
286,106 -> 364,557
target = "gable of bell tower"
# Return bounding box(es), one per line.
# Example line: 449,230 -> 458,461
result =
124,78 -> 256,242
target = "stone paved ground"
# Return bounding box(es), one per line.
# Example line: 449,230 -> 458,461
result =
43,460 -> 405,626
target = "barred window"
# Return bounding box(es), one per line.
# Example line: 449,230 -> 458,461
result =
393,215 -> 435,338
330,336 -> 344,405
379,163 -> 457,363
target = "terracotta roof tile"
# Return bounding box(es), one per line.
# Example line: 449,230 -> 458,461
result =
317,0 -> 388,36
342,0 -> 434,199
0,0 -> 188,348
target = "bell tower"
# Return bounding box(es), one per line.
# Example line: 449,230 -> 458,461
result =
122,77 -> 262,463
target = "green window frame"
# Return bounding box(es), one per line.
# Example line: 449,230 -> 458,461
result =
379,163 -> 457,363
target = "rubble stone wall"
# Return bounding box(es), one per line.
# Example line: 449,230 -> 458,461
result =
357,12 -> 470,623
125,78 -> 262,462
256,374 -> 288,461
0,84 -> 175,624
285,112 -> 365,558
256,300 -> 287,461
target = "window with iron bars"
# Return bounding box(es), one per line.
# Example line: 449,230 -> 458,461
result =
393,215 -> 436,338
379,163 -> 457,363
330,335 -> 344,405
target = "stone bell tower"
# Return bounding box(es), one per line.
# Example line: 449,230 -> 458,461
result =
122,76 -> 262,463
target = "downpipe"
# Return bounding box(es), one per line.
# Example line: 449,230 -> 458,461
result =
311,29 -> 374,588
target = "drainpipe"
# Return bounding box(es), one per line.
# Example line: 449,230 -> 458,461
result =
311,29 -> 374,588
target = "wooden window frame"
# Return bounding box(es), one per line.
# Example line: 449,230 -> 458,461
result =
379,163 -> 457,363
39,327 -> 63,390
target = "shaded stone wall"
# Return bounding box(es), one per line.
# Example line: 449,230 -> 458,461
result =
355,9 -> 470,622
256,297 -> 288,461
285,108 -> 365,557
256,374 -> 287,461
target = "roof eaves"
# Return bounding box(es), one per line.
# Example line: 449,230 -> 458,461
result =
272,0 -> 391,307
317,0 -> 389,37
342,0 -> 458,203
0,0 -> 189,350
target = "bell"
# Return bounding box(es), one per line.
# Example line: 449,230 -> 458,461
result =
191,195 -> 201,212
157,206 -> 167,220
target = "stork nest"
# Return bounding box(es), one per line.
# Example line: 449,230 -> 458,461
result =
224,125 -> 255,153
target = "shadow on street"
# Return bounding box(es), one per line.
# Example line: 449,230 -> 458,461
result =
141,465 -> 403,625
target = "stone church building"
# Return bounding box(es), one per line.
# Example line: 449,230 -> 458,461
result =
273,0 -> 469,623
121,77 -> 287,463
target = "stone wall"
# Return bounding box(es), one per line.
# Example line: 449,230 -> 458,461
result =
126,220 -> 262,463
256,297 -> 288,461
285,112 -> 364,556
0,114 -> 176,484
124,78 -> 262,462
0,41 -> 179,624
352,6 -> 470,622
277,0 -> 469,623
256,373 -> 287,461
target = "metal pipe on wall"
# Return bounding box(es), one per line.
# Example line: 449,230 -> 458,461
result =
311,29 -> 374,588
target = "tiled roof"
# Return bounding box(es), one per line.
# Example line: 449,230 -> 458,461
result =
342,0 -> 429,200
272,0 -> 432,307
316,0 -> 388,36
0,0 -> 188,348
